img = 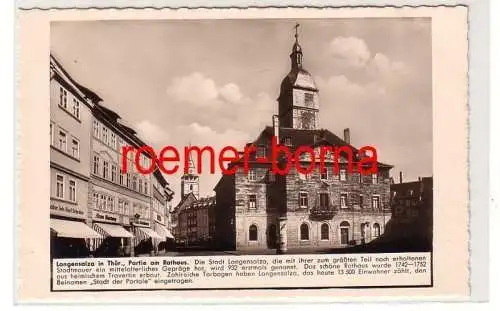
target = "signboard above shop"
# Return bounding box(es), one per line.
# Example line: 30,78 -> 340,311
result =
92,210 -> 121,224
50,199 -> 86,220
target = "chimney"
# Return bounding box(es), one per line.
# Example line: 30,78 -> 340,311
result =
399,171 -> 403,184
273,115 -> 280,142
343,128 -> 350,144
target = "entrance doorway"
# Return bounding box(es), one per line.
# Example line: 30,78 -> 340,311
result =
267,224 -> 277,249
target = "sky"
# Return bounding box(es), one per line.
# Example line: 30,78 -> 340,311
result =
51,18 -> 432,206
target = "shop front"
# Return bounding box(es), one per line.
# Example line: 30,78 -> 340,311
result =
50,199 -> 100,259
153,211 -> 175,252
91,210 -> 134,257
131,217 -> 160,256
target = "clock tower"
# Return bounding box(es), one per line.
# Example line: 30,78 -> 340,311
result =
278,24 -> 319,130
180,151 -> 199,199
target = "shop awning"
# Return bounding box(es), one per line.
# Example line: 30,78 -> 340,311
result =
93,223 -> 134,238
136,227 -> 162,239
155,224 -> 175,239
50,219 -> 102,239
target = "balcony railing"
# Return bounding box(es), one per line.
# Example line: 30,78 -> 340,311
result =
309,206 -> 337,220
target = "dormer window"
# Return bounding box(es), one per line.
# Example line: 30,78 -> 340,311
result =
256,145 -> 266,158
282,136 -> 292,146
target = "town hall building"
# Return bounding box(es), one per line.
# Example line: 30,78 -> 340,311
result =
213,28 -> 393,252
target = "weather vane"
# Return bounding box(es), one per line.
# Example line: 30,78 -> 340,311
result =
294,23 -> 300,42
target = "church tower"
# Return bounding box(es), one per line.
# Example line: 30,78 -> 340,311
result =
278,24 -> 319,130
180,151 -> 199,199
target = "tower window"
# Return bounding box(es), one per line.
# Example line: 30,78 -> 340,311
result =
248,195 -> 257,209
304,93 -> 314,105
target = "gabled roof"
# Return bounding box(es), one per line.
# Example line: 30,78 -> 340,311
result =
50,54 -> 94,108
174,192 -> 198,212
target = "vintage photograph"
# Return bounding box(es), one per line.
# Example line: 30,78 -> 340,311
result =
49,18 -> 433,260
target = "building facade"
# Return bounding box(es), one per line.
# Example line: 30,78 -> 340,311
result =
384,175 -> 433,251
49,55 -> 101,259
49,55 -> 174,258
214,31 -> 393,252
173,161 -> 216,248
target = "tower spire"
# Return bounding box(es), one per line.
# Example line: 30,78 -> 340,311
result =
294,23 -> 300,44
290,23 -> 303,70
186,141 -> 196,175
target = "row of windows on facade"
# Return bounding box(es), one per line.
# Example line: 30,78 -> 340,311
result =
246,193 -> 381,209
55,174 -> 77,202
247,221 -> 381,244
185,213 -> 209,226
92,119 -> 152,169
92,155 -> 150,196
50,122 -> 80,160
92,192 -> 150,218
58,87 -> 151,170
247,168 -> 379,184
59,86 -> 81,120
152,197 -> 167,218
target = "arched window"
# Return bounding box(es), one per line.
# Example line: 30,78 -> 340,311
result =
249,225 -> 258,241
300,223 -> 309,240
373,223 -> 381,238
340,221 -> 350,245
320,223 -> 329,240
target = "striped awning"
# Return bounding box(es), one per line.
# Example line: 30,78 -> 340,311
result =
93,223 -> 134,238
50,219 -> 102,239
155,224 -> 175,239
136,227 -> 162,239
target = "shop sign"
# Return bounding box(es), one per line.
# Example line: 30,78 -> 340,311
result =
92,210 -> 120,224
50,199 -> 86,219
132,219 -> 151,227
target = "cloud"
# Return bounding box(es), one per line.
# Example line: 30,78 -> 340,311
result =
166,72 -> 219,104
316,75 -> 365,96
135,120 -> 169,147
328,36 -> 371,68
327,36 -> 409,80
219,83 -> 243,103
367,53 -> 409,78
184,122 -> 250,151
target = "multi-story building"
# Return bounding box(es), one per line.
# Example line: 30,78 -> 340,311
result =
173,158 -> 216,248
151,169 -> 175,251
214,31 -> 393,252
88,101 -> 177,256
49,55 -> 101,259
87,102 -> 150,256
383,175 -> 433,251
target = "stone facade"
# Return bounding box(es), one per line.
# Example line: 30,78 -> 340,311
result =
213,30 -> 393,252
